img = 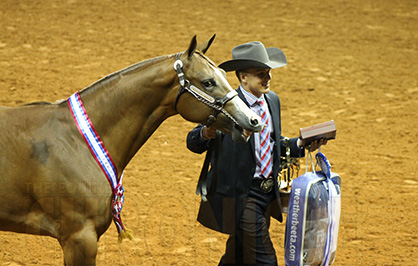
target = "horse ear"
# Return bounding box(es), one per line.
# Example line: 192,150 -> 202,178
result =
186,35 -> 198,59
198,34 -> 216,54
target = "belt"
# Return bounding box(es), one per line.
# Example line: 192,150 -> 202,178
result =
252,177 -> 274,193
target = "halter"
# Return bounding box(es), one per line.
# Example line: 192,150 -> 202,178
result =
173,53 -> 239,127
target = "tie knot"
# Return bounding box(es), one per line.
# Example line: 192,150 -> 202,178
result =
257,99 -> 265,106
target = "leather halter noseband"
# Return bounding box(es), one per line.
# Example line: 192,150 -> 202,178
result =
173,53 -> 239,127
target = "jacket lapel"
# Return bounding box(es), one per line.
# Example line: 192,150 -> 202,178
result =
264,92 -> 281,139
237,88 -> 256,154
265,92 -> 282,162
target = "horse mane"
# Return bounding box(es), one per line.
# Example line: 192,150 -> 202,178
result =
79,54 -> 173,94
195,51 -> 217,68
23,101 -> 53,106
22,98 -> 70,106
21,53 -> 213,107
19,55 -> 174,107
82,51 -> 213,93
79,51 -> 216,95
16,51 -> 213,106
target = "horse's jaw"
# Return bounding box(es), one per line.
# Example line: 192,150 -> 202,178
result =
226,96 -> 264,142
231,125 -> 252,143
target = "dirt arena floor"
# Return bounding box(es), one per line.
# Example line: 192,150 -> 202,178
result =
1,0 -> 417,265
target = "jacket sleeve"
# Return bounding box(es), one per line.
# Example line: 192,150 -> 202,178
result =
186,124 -> 211,154
279,136 -> 305,158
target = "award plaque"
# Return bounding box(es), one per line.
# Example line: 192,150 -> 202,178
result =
299,120 -> 336,147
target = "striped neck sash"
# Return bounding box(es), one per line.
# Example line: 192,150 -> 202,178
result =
68,91 -> 127,236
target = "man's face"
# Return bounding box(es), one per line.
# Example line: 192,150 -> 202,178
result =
240,68 -> 272,98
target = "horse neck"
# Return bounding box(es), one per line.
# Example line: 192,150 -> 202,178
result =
78,55 -> 178,172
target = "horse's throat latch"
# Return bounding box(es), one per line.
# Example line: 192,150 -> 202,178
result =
173,53 -> 239,127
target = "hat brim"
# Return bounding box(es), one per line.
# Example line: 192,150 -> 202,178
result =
218,47 -> 287,72
219,59 -> 286,72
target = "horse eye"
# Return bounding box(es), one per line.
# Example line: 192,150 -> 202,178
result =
202,79 -> 216,88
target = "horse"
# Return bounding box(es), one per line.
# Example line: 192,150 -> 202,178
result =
0,35 -> 263,266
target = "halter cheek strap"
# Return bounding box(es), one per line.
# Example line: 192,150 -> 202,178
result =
173,53 -> 239,127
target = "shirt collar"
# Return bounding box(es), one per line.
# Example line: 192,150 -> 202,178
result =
239,86 -> 265,107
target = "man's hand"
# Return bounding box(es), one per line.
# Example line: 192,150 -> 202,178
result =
202,126 -> 217,139
298,138 -> 328,152
308,138 -> 328,152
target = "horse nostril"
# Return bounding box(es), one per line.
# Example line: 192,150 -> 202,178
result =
250,117 -> 259,126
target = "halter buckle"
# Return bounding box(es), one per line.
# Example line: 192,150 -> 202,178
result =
174,59 -> 185,87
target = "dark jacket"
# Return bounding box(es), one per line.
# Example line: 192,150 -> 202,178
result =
186,88 -> 304,234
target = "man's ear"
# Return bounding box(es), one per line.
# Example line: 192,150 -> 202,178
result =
238,71 -> 247,83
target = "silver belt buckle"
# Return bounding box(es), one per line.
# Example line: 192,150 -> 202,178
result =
260,178 -> 274,193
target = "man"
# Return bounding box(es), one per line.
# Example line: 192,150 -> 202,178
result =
187,41 -> 325,266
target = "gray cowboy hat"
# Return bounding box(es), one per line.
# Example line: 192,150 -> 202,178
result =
218,41 -> 287,72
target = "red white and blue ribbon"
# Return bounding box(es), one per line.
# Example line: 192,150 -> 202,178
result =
68,91 -> 127,234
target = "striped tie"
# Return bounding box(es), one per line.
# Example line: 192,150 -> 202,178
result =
258,99 -> 272,178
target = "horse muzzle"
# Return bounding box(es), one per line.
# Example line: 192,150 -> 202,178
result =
228,113 -> 263,142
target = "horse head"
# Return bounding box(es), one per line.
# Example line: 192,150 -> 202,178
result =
174,35 -> 263,142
